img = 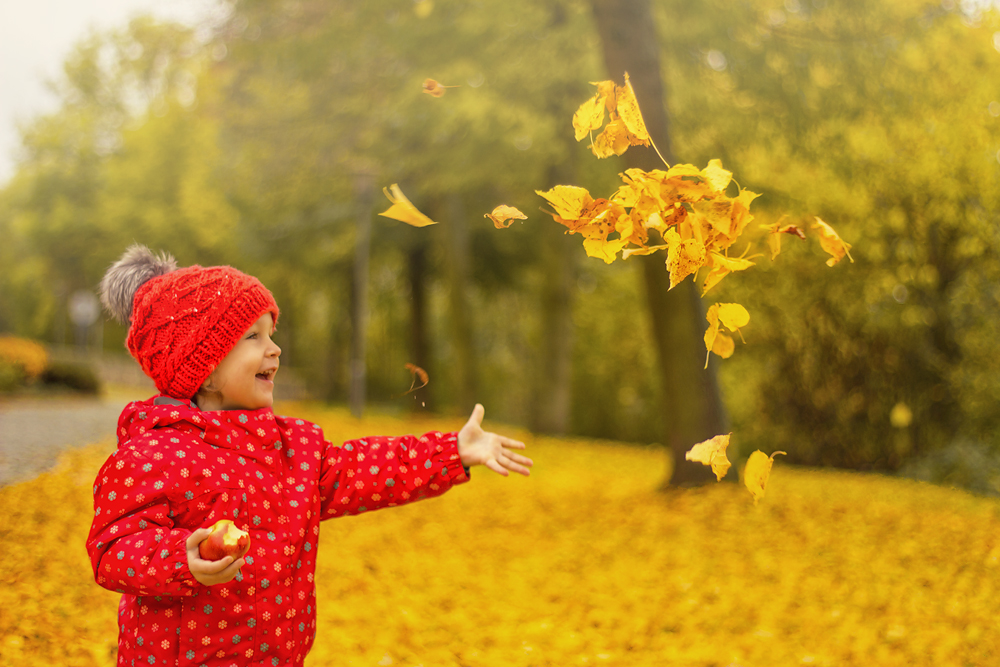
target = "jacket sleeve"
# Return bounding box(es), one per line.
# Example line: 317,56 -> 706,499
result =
86,444 -> 198,597
318,430 -> 469,519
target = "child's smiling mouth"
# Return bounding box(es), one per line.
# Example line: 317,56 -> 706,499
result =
256,368 -> 277,384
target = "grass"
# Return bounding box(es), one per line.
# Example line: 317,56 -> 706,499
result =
1,402 -> 999,666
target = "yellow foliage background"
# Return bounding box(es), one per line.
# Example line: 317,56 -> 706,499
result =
2,404 -> 999,666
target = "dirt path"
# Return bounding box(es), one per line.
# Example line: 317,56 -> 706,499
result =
0,392 -> 144,487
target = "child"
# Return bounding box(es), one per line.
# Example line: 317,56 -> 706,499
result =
87,244 -> 532,667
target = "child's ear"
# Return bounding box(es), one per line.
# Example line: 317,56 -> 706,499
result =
200,373 -> 219,393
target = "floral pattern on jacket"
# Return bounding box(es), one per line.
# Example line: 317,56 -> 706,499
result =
87,397 -> 468,667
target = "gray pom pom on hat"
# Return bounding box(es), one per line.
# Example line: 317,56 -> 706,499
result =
100,244 -> 177,324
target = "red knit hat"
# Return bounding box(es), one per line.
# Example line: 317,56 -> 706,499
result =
100,245 -> 280,400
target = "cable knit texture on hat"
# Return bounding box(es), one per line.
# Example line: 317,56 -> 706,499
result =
125,264 -> 279,400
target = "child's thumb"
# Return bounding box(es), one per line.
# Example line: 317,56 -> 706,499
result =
186,528 -> 212,550
468,403 -> 485,427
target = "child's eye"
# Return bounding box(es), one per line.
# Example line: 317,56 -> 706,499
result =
247,332 -> 258,340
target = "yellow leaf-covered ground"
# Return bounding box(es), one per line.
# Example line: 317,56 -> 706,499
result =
2,404 -> 999,666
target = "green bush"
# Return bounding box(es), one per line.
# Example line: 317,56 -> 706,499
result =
897,439 -> 1000,498
40,361 -> 101,394
0,359 -> 26,392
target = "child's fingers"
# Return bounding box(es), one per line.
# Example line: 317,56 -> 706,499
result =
185,528 -> 213,550
499,452 -> 532,476
485,459 -> 509,476
192,555 -> 235,576
504,451 -> 534,469
192,556 -> 244,585
499,436 -> 526,449
215,557 -> 245,581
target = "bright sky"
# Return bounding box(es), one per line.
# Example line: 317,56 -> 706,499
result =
0,0 -> 219,186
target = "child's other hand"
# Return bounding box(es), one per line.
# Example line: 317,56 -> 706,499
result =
186,528 -> 245,586
458,404 -> 533,477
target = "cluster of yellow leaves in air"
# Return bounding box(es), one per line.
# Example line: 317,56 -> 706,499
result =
382,74 -> 853,369
5,408 -> 1000,667
531,75 -> 854,367
571,72 -> 663,162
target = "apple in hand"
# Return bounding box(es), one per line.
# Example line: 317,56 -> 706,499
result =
198,519 -> 251,561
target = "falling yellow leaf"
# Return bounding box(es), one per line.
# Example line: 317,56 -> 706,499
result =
422,78 -> 459,97
716,302 -> 750,333
379,184 -> 437,227
744,450 -> 787,505
591,119 -> 632,158
685,433 -> 733,481
701,252 -> 756,295
812,217 -> 854,267
704,303 -> 749,367
535,185 -> 594,221
572,93 -> 607,142
664,228 -> 706,290
485,205 -> 528,229
701,159 -> 733,193
401,363 -> 429,395
621,244 -> 668,260
583,237 -> 629,264
614,73 -> 652,146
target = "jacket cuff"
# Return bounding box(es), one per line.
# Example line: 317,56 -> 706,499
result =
432,431 -> 471,485
164,529 -> 200,593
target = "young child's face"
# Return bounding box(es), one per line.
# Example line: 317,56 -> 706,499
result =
198,313 -> 280,411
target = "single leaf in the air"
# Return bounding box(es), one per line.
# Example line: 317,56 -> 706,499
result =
704,303 -> 749,367
614,72 -> 652,146
622,244 -> 668,260
761,217 -> 808,260
714,188 -> 760,251
812,217 -> 854,267
685,433 -> 733,481
423,78 -> 459,97
583,237 -> 629,264
379,184 -> 438,227
393,363 -> 429,398
535,185 -> 594,222
744,450 -> 787,505
717,302 -> 750,336
702,252 -> 756,295
572,92 -> 608,142
692,199 -> 735,237
701,159 -> 733,193
664,228 -> 706,289
592,119 -> 632,158
486,205 -> 527,229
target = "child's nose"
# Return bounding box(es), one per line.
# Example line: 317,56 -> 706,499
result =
269,342 -> 281,357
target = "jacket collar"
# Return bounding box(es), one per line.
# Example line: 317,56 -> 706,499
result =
118,395 -> 281,453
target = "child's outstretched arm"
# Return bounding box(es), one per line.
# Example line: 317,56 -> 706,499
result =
458,404 -> 533,477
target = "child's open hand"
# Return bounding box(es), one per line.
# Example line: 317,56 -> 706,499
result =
186,528 -> 245,586
458,404 -> 533,477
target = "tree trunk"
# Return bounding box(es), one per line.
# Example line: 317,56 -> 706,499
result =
349,171 -> 376,418
443,193 -> 477,414
532,165 -> 577,435
532,216 -> 576,433
407,239 -> 433,411
589,0 -> 727,486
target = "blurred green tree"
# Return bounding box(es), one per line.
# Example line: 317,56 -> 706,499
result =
660,0 -> 1000,468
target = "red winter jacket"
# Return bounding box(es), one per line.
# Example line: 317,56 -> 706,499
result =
87,397 -> 468,667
